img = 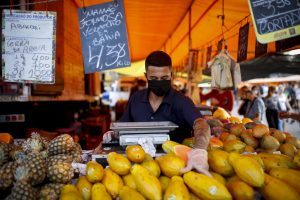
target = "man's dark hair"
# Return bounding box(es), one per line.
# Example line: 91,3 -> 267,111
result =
145,50 -> 172,71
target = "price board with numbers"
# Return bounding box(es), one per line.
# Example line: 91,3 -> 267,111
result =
78,0 -> 131,74
2,9 -> 56,83
248,0 -> 300,44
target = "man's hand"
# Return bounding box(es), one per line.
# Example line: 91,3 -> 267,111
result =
102,130 -> 118,143
93,131 -> 118,154
180,149 -> 211,176
193,118 -> 211,149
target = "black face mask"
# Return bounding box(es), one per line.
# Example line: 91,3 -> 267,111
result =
148,79 -> 171,96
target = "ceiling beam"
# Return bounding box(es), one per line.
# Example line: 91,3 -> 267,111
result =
168,0 -> 219,55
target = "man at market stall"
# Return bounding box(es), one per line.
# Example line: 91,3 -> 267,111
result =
95,50 -> 212,175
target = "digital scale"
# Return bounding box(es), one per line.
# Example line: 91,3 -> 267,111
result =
92,121 -> 178,166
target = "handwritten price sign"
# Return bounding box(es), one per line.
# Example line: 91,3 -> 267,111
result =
2,9 -> 56,83
78,0 -> 131,74
248,0 -> 300,43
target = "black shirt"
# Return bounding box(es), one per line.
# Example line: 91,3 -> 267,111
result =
120,88 -> 202,143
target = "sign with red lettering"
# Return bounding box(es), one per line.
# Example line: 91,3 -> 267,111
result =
248,0 -> 300,43
2,9 -> 56,83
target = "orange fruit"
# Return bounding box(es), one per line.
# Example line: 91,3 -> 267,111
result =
126,145 -> 146,163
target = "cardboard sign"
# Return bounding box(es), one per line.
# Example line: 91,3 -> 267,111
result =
2,9 -> 56,83
237,23 -> 249,62
248,0 -> 300,43
78,0 -> 131,74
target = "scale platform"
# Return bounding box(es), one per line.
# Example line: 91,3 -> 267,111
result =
110,121 -> 178,146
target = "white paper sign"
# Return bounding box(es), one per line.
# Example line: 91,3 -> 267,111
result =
2,9 -> 56,83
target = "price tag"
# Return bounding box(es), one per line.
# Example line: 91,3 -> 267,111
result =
2,9 -> 56,83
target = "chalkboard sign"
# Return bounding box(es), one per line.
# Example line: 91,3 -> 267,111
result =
237,23 -> 249,62
78,0 -> 131,74
2,10 -> 56,83
248,0 -> 300,43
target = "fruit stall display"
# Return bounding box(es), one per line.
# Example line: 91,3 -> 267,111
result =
1,107 -> 300,200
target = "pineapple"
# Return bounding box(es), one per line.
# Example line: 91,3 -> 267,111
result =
0,142 -> 10,166
15,153 -> 47,186
7,180 -> 37,200
47,134 -> 75,156
8,144 -> 23,161
70,142 -> 83,163
0,161 -> 17,189
47,161 -> 74,184
47,154 -> 73,165
22,132 -> 47,154
38,183 -> 64,200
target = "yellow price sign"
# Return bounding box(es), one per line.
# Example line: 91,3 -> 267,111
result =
248,0 -> 300,44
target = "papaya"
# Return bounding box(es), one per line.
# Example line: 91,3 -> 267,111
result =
156,154 -> 185,178
258,153 -> 296,171
141,159 -> 161,177
224,134 -> 237,142
210,171 -> 226,185
240,129 -> 253,140
243,154 -> 265,170
122,174 -> 137,190
206,119 -> 224,127
107,152 -> 131,176
162,140 -> 180,154
119,186 -> 145,200
228,152 -> 264,187
226,180 -> 254,200
126,145 -> 146,163
183,171 -> 232,200
269,168 -> 300,195
143,153 -> 154,161
131,164 -> 162,200
76,176 -> 92,200
293,154 -> 300,168
91,183 -> 112,200
223,140 -> 246,153
189,192 -> 202,200
102,168 -> 124,199
243,145 -> 255,153
261,173 -> 300,200
173,144 -> 192,163
164,176 -> 190,200
159,176 -> 170,193
86,160 -> 104,183
208,150 -> 234,176
61,184 -> 81,195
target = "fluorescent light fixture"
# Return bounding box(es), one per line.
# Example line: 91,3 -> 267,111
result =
283,48 -> 300,55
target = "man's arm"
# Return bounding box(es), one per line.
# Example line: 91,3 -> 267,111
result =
279,112 -> 300,122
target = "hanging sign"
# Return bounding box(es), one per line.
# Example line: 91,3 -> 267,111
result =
206,46 -> 212,68
248,0 -> 300,44
78,0 -> 131,74
237,23 -> 249,62
2,9 -> 56,83
255,40 -> 268,57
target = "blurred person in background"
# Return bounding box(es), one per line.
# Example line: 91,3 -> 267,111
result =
240,86 -> 266,122
278,84 -> 293,130
238,86 -> 251,117
129,78 -> 147,98
264,86 -> 279,129
294,82 -> 300,112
